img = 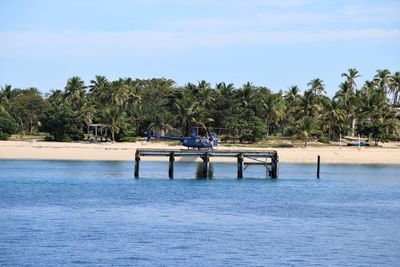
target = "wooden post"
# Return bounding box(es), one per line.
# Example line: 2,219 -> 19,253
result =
134,150 -> 140,178
317,154 -> 320,178
271,153 -> 278,179
237,153 -> 244,179
201,152 -> 210,178
169,152 -> 175,179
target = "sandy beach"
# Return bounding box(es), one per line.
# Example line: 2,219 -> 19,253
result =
1,140 -> 400,164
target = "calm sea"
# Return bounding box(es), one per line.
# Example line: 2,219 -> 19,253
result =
1,160 -> 400,266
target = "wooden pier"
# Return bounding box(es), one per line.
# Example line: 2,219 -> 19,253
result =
134,149 -> 279,179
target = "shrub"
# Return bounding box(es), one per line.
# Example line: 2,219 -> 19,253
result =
40,105 -> 84,142
318,135 -> 330,143
0,112 -> 18,135
0,132 -> 10,140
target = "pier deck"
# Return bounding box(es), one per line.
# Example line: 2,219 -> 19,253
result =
134,148 -> 279,179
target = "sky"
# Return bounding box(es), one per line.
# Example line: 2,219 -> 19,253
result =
0,0 -> 399,96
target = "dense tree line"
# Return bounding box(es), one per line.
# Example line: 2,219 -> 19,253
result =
0,69 -> 399,145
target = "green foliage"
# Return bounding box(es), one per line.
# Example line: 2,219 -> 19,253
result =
0,132 -> 10,140
295,116 -> 321,147
318,135 -> 330,143
2,68 -> 400,143
40,105 -> 84,141
237,116 -> 267,143
0,111 -> 18,140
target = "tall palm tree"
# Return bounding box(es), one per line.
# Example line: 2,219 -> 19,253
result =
238,82 -> 255,107
216,82 -> 235,97
89,75 -> 110,106
198,85 -> 215,108
197,80 -> 211,91
79,102 -> 95,135
374,69 -> 391,94
341,68 -> 360,94
335,81 -> 360,136
334,81 -> 351,102
389,72 -> 400,106
173,91 -> 197,135
110,78 -> 141,111
284,85 -> 300,105
300,90 -> 320,117
262,93 -> 285,137
0,84 -> 16,113
47,89 -> 64,106
307,78 -> 326,96
322,100 -> 346,138
64,76 -> 86,109
99,106 -> 127,141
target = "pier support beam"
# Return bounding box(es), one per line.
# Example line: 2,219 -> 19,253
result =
201,152 -> 210,178
169,152 -> 175,179
237,153 -> 244,179
134,150 -> 141,178
271,153 -> 278,179
317,155 -> 320,178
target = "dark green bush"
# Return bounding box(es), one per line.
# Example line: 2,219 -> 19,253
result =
318,135 -> 330,143
0,132 -> 11,140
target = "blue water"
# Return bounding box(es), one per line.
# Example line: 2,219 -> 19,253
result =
1,160 -> 400,266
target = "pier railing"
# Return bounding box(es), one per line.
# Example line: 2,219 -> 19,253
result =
134,148 -> 278,179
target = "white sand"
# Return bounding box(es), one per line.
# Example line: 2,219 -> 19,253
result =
1,140 -> 400,164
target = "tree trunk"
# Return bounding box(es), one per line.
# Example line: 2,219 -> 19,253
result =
29,118 -> 33,134
351,118 -> 356,137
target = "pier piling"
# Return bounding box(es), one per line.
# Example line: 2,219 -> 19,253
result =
237,153 -> 244,179
271,153 -> 278,179
169,152 -> 175,179
134,149 -> 278,179
317,155 -> 320,178
134,150 -> 140,178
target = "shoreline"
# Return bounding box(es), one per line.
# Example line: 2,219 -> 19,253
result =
1,140 -> 400,164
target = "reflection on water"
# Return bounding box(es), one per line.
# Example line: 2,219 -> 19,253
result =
0,160 -> 400,266
195,162 -> 214,179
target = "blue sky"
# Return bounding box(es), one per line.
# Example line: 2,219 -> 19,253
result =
0,0 -> 399,96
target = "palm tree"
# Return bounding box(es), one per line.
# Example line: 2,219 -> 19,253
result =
322,100 -> 346,138
47,89 -> 64,106
79,102 -> 95,135
99,106 -> 127,141
335,81 -> 360,136
341,68 -> 360,94
64,76 -> 86,110
334,81 -> 351,102
300,90 -> 320,117
262,93 -> 285,137
389,72 -> 400,106
238,82 -> 255,107
284,85 -> 300,105
197,85 -> 215,108
0,84 -> 16,113
295,116 -> 321,147
216,82 -> 235,97
173,91 -> 197,135
89,75 -> 110,106
307,78 -> 326,96
374,69 -> 392,94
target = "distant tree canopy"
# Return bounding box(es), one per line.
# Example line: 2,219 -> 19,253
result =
1,69 -> 399,145
0,111 -> 18,140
